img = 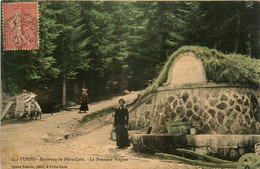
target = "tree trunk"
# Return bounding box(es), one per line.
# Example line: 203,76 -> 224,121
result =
214,42 -> 218,49
81,81 -> 86,90
62,74 -> 66,107
247,33 -> 252,57
234,11 -> 240,53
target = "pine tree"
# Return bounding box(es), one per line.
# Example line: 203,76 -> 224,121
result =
2,2 -> 61,95
51,1 -> 90,107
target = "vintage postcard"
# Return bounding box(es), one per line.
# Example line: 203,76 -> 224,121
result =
1,1 -> 260,169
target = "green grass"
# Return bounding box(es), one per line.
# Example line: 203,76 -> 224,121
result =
141,46 -> 260,98
81,106 -> 116,124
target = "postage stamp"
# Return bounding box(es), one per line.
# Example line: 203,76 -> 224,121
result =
3,3 -> 39,50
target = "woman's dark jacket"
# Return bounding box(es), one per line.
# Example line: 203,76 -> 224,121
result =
114,107 -> 129,126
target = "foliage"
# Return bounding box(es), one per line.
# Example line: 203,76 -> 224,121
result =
81,106 -> 116,124
141,46 -> 260,97
1,2 -> 61,95
1,1 -> 259,112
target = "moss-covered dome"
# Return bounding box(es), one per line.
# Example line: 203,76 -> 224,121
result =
142,46 -> 260,97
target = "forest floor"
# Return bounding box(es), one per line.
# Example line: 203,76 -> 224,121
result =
1,91 -> 197,169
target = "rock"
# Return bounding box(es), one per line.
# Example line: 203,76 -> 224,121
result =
209,119 -> 218,129
224,148 -> 231,158
56,137 -> 63,142
167,96 -> 175,103
240,123 -> 251,134
175,91 -> 181,97
235,105 -> 241,112
145,120 -> 151,127
211,90 -> 219,98
202,112 -> 210,122
250,95 -> 258,110
217,103 -> 227,110
172,100 -> 178,110
242,95 -> 245,100
182,116 -> 189,122
249,110 -> 254,119
238,148 -> 245,156
238,115 -> 243,126
193,96 -> 197,103
209,119 -> 228,134
226,108 -> 233,116
104,117 -> 111,123
41,133 -> 51,142
179,100 -> 183,105
217,112 -> 224,123
245,115 -> 250,125
160,114 -> 167,125
242,108 -> 247,114
202,92 -> 209,99
64,132 -> 70,139
153,113 -> 160,126
220,94 -> 228,101
232,112 -> 238,120
230,122 -> 242,134
170,112 -> 177,120
229,99 -> 235,106
208,109 -> 216,118
161,125 -> 167,133
225,119 -> 234,129
176,106 -> 185,118
137,116 -> 145,127
129,118 -> 136,129
209,98 -> 218,106
194,105 -> 199,113
202,124 -> 210,133
191,114 -> 200,121
244,99 -> 249,106
238,99 -> 243,105
254,108 -> 260,122
186,110 -> 193,118
217,126 -> 229,134
229,149 -> 238,160
145,111 -> 150,119
182,92 -> 189,103
250,121 -> 256,133
233,94 -> 238,99
186,101 -> 192,109
202,99 -> 209,109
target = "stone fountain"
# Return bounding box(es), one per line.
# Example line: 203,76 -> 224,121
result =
128,52 -> 260,160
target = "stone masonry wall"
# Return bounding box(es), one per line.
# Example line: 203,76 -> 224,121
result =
129,86 -> 260,134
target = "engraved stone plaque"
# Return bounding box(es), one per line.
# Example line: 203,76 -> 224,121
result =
166,52 -> 207,87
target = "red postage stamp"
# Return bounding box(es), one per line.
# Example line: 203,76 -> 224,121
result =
3,3 -> 39,50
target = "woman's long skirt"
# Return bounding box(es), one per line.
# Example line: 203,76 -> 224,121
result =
80,102 -> 89,111
116,124 -> 130,148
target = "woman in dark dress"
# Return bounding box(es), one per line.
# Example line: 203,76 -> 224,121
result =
79,89 -> 89,113
114,98 -> 130,149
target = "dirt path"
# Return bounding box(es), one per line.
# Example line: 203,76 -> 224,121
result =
1,92 -> 196,169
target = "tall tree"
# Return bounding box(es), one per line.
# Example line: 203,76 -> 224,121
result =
2,2 -> 60,95
52,1 -> 89,107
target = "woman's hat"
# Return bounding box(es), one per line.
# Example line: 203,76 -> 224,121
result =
119,98 -> 125,104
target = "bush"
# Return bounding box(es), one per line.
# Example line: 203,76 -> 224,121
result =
81,106 -> 116,124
